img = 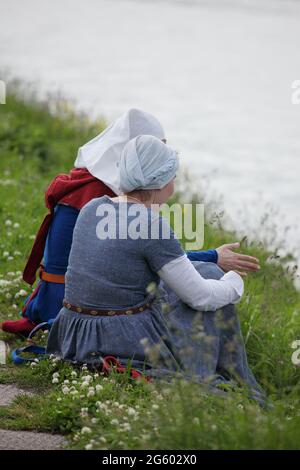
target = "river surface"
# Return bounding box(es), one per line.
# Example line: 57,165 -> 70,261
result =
1,0 -> 300,261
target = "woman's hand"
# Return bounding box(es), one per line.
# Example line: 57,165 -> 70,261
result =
216,242 -> 260,277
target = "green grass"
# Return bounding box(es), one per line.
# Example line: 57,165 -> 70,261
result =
1,87 -> 300,450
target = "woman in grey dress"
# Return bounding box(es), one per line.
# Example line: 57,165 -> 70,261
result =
47,135 -> 265,403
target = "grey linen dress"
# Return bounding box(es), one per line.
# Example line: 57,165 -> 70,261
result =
47,196 -> 265,403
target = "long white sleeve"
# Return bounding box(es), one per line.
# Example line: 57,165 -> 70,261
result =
157,255 -> 244,312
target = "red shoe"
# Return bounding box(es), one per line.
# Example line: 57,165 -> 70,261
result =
0,318 -> 37,337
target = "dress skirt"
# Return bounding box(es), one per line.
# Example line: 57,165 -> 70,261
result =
46,261 -> 265,403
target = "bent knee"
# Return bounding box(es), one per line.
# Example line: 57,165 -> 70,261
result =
190,261 -> 224,280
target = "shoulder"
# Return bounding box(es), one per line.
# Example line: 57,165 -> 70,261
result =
80,195 -> 110,212
138,208 -> 179,244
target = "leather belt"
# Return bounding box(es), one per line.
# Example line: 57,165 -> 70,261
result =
63,297 -> 154,317
39,266 -> 65,284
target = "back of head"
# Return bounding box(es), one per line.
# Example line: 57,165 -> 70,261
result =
119,135 -> 178,193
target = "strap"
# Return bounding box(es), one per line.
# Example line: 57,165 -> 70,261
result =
27,321 -> 54,341
40,269 -> 65,284
12,345 -> 47,364
11,320 -> 54,365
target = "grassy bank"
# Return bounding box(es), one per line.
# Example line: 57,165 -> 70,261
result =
0,90 -> 300,449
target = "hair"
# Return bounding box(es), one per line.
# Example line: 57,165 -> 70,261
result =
125,189 -> 156,203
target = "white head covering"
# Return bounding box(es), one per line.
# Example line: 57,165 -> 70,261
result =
75,109 -> 165,194
119,135 -> 179,193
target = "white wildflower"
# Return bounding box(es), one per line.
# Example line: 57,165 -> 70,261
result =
81,427 -> 92,434
62,386 -> 70,394
122,423 -> 131,432
140,337 -> 149,347
85,444 -> 93,450
127,407 -> 137,416
95,384 -> 103,392
5,220 -> 12,227
82,375 -> 93,383
80,407 -> 89,417
15,289 -> 27,298
111,419 -> 119,426
146,282 -> 157,294
52,378 -> 59,384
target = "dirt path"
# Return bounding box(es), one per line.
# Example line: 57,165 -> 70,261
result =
0,384 -> 34,406
0,383 -> 66,450
0,429 -> 66,450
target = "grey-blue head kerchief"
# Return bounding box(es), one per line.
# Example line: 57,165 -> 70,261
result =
119,135 -> 179,193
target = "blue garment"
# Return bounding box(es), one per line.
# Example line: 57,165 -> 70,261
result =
65,196 -> 185,309
25,204 -> 79,323
46,197 -> 265,404
187,249 -> 218,264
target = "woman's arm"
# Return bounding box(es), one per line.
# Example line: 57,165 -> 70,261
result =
187,243 -> 260,277
186,249 -> 218,263
158,254 -> 243,312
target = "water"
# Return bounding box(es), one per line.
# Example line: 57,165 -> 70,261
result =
1,0 -> 300,260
